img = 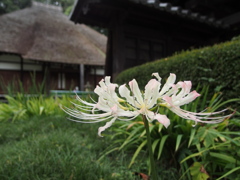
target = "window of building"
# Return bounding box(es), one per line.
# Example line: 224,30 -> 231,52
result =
125,36 -> 164,67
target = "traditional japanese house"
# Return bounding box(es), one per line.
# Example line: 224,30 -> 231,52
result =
0,2 -> 107,94
70,0 -> 240,80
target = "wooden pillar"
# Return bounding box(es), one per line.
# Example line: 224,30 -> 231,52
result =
20,56 -> 24,85
105,12 -> 126,80
112,15 -> 125,80
43,62 -> 50,94
105,30 -> 113,77
79,64 -> 84,91
94,66 -> 97,87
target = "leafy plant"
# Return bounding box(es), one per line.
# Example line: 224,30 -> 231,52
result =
180,109 -> 240,180
99,86 -> 240,179
0,95 -> 28,122
0,94 -> 75,122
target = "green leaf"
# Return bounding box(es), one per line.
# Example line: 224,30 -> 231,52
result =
158,123 -> 163,132
181,137 -> 240,164
216,166 -> 240,180
188,128 -> 196,147
119,125 -> 144,150
128,140 -> 147,168
196,127 -> 218,148
152,139 -> 160,153
190,162 -> 209,180
157,135 -> 169,159
213,98 -> 240,111
209,152 -> 237,164
179,161 -> 192,180
175,134 -> 183,152
209,129 -> 240,146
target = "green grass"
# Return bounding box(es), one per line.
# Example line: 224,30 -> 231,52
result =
0,116 -> 139,180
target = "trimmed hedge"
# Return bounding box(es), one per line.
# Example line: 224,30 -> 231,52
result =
115,36 -> 240,103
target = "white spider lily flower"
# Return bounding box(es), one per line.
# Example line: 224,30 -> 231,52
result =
62,73 -> 231,136
119,78 -> 170,128
61,77 -> 138,137
153,73 -> 231,125
62,75 -> 170,136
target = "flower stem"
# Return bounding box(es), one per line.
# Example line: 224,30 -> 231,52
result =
142,115 -> 158,180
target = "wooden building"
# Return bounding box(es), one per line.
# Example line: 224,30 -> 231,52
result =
0,2 -> 107,94
70,0 -> 240,80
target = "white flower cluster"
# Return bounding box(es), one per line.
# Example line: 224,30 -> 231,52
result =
62,73 -> 230,136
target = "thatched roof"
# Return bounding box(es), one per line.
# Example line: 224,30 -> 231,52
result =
0,2 -> 107,66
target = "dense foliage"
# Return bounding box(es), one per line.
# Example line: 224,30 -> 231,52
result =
35,0 -> 75,15
115,36 -> 240,105
0,0 -> 74,15
0,0 -> 31,15
0,82 -> 239,179
100,86 -> 240,180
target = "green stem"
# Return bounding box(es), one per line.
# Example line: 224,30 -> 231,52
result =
142,115 -> 158,180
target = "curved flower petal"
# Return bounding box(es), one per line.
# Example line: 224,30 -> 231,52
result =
119,84 -> 138,107
144,79 -> 161,108
95,87 -> 118,102
174,90 -> 200,106
159,73 -> 176,96
98,117 -> 117,137
154,114 -> 170,128
143,109 -> 155,122
152,72 -> 162,81
129,79 -> 144,105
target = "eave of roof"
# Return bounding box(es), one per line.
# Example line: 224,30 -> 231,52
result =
129,0 -> 228,28
70,0 -> 229,29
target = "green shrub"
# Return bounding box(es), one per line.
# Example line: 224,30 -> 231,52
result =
0,93 -> 97,122
115,35 -> 240,104
0,95 -> 67,122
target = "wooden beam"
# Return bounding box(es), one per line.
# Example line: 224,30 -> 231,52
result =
221,12 -> 240,26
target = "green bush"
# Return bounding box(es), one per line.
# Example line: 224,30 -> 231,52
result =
0,94 -> 67,122
115,36 -> 240,104
0,93 -> 96,122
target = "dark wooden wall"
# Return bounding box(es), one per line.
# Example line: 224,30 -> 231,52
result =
105,21 -> 222,79
71,0 -> 239,79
